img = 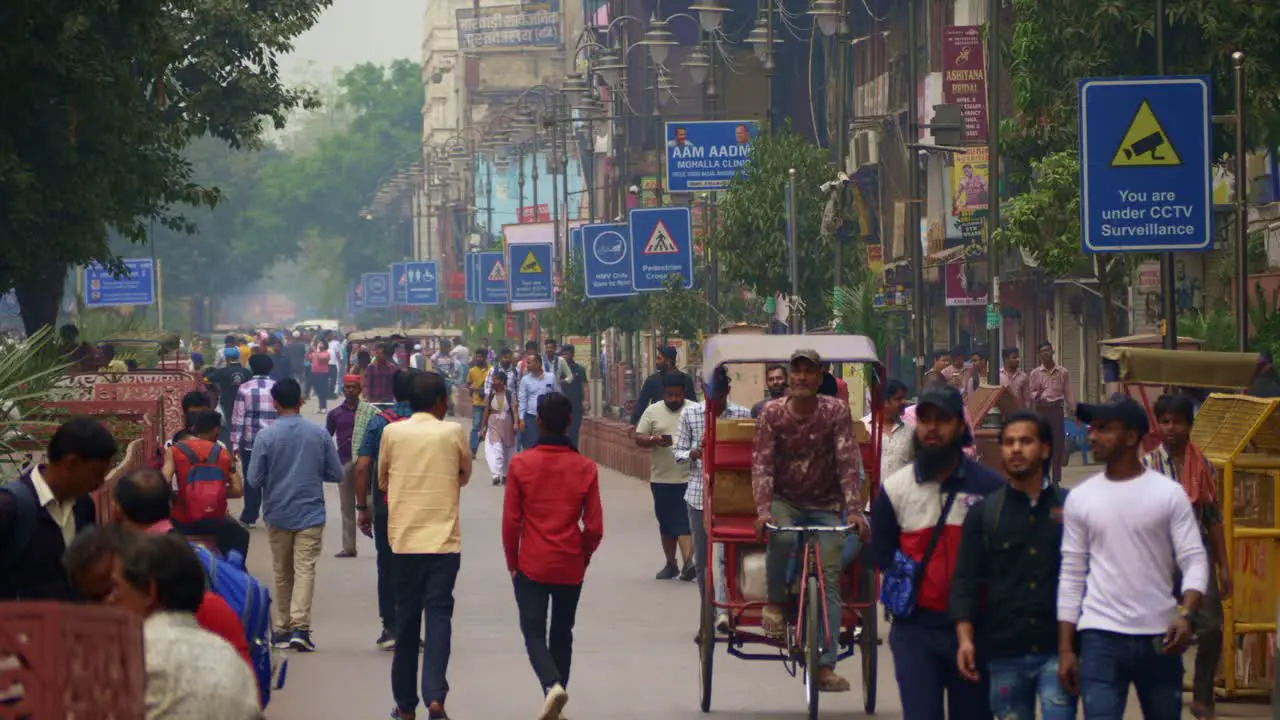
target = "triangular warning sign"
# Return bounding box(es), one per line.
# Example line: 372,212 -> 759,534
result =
642,221 -> 679,255
1111,100 -> 1181,167
487,260 -> 507,282
519,251 -> 543,274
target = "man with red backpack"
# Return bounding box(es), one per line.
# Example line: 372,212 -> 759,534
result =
355,367 -> 417,651
161,410 -> 250,558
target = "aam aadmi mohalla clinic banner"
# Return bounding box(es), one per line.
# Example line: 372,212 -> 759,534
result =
664,121 -> 759,192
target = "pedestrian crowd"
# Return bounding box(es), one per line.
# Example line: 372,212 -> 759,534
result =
0,329 -> 1236,720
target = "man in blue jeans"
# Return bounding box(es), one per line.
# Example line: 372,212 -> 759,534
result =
951,411 -> 1075,719
1057,397 -> 1207,719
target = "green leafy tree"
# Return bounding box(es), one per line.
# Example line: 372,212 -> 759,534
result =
707,126 -> 858,327
833,267 -> 903,381
993,150 -> 1126,338
0,0 -> 330,334
643,275 -> 705,341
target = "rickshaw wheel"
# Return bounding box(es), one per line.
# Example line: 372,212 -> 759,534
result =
698,591 -> 714,712
860,599 -> 878,714
804,582 -> 820,720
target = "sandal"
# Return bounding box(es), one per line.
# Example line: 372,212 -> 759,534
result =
817,671 -> 851,693
761,605 -> 786,640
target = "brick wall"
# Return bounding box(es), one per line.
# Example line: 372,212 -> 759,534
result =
580,417 -> 650,481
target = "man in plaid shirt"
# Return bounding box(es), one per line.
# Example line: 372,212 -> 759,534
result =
231,353 -> 278,528
674,366 -> 751,636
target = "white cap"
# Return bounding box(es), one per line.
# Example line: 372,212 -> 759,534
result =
292,330 -> 300,338
414,343 -> 423,350
628,184 -> 640,194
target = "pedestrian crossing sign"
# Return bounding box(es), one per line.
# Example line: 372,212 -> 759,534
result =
487,260 -> 507,282
520,251 -> 543,274
642,221 -> 679,255
1111,100 -> 1181,167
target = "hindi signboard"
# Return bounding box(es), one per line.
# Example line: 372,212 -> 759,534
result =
456,0 -> 562,52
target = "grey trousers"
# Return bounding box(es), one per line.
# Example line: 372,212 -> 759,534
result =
337,461 -> 357,555
687,504 -> 728,607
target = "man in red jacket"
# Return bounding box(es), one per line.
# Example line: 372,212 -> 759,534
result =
503,392 -> 604,720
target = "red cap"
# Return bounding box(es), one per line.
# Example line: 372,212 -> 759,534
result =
342,374 -> 361,384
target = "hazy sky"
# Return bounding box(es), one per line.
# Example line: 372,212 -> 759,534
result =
283,0 -> 424,85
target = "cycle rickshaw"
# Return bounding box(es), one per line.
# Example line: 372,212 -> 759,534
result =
697,334 -> 883,718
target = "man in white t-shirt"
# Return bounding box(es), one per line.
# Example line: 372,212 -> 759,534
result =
327,334 -> 343,393
634,372 -> 695,582
1056,396 -> 1208,719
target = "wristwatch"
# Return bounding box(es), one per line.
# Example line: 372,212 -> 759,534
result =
355,504 -> 369,511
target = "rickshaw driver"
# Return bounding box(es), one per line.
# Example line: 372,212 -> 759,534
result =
752,348 -> 869,693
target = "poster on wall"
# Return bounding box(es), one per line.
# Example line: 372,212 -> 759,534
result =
946,147 -> 990,246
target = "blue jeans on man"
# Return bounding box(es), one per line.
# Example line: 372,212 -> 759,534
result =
987,653 -> 1077,720
469,406 -> 484,454
1078,630 -> 1182,720
237,449 -> 263,525
765,499 -> 843,668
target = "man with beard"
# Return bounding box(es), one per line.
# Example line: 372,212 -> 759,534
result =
751,364 -> 788,418
871,386 -> 1002,719
1056,396 -> 1207,719
635,372 -> 695,581
485,347 -> 519,399
951,411 -> 1075,720
630,346 -> 698,426
556,345 -> 590,446
752,349 -> 869,693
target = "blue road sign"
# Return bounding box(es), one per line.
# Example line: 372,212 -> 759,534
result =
581,223 -> 635,299
628,207 -> 694,291
363,272 -> 391,308
470,252 -> 484,303
391,263 -> 408,305
84,258 -> 155,307
350,280 -> 365,311
1079,76 -> 1212,253
508,243 -> 554,303
665,120 -> 758,192
404,261 -> 439,305
570,226 -> 584,264
477,252 -> 508,305
463,254 -> 473,302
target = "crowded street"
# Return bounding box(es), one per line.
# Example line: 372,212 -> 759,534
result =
240,415 -> 1264,719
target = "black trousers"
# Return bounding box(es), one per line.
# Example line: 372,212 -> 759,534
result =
392,553 -> 460,712
374,510 -> 395,631
513,572 -> 583,691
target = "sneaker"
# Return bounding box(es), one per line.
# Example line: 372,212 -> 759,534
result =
375,629 -> 396,651
492,475 -> 501,487
289,629 -> 316,652
239,519 -> 257,530
334,549 -> 356,558
678,562 -> 696,582
538,683 -> 569,720
655,562 -> 679,580
271,631 -> 292,650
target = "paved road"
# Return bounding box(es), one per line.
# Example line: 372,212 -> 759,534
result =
239,416 -> 1266,719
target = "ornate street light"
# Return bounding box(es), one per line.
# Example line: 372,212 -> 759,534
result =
807,0 -> 842,37
639,15 -> 678,65
562,72 -> 589,101
594,48 -> 625,89
653,67 -> 677,109
688,0 -> 729,32
684,44 -> 711,86
745,10 -> 782,64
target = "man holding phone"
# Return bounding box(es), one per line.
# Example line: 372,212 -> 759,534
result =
635,372 -> 694,581
1056,397 -> 1208,719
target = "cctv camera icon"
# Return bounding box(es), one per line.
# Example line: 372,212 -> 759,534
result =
1123,131 -> 1167,161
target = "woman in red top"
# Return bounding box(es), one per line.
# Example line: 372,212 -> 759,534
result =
502,392 -> 604,720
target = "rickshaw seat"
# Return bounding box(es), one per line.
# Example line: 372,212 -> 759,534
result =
708,515 -> 758,542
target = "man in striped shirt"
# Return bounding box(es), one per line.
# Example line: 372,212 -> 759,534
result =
231,353 -> 278,528
674,367 -> 750,635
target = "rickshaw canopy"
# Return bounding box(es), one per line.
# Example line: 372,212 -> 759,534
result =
345,327 -> 464,344
1102,346 -> 1259,391
700,334 -> 880,383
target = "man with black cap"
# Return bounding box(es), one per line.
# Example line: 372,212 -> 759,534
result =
753,348 -> 869,693
871,385 -> 1002,718
1056,396 -> 1208,719
557,344 -> 590,446
629,346 -> 698,426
